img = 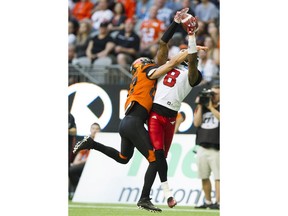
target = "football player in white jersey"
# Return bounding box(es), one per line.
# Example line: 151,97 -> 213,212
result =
139,14 -> 207,208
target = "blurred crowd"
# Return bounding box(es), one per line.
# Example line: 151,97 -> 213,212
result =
68,0 -> 220,86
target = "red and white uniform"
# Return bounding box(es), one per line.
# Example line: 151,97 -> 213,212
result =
153,64 -> 192,111
148,63 -> 194,156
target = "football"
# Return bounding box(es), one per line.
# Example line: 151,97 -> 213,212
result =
181,14 -> 198,35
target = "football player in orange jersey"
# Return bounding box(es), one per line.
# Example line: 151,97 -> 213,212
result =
73,8 -> 192,212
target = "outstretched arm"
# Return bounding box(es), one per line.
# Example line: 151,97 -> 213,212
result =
187,34 -> 201,86
155,8 -> 189,66
155,40 -> 169,67
182,14 -> 207,86
149,49 -> 188,79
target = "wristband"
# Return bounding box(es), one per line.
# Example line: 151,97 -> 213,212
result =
188,35 -> 197,54
161,21 -> 178,43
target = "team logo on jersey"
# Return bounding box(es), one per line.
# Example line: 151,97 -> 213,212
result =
68,82 -> 112,135
201,112 -> 219,129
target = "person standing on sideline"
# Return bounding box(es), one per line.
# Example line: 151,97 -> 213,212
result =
193,85 -> 220,210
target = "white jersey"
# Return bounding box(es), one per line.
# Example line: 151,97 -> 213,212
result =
154,63 -> 193,111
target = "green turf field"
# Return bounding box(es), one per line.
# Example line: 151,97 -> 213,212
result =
69,201 -> 220,216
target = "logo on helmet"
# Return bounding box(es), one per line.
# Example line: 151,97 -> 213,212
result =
129,57 -> 155,75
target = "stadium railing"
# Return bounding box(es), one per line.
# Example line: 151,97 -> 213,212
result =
69,63 -> 132,85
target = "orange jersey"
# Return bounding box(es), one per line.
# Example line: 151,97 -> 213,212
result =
125,63 -> 158,113
72,1 -> 94,21
117,0 -> 136,19
140,19 -> 166,44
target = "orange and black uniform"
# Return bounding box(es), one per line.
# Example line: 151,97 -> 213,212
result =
85,61 -> 159,164
119,62 -> 158,162
125,63 -> 157,117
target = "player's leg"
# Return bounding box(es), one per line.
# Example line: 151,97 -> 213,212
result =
120,115 -> 155,161
163,116 -> 177,157
122,116 -> 161,212
148,112 -> 177,207
137,162 -> 162,212
162,116 -> 177,207
73,135 -> 131,164
73,118 -> 134,164
208,149 -> 220,209
195,146 -> 213,208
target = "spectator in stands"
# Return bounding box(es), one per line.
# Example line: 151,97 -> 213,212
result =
204,35 -> 220,66
192,0 -> 201,8
210,0 -> 220,9
153,0 -> 173,28
136,0 -> 153,21
195,0 -> 219,24
165,0 -> 182,11
69,44 -> 76,64
68,0 -> 75,11
114,18 -> 140,69
69,122 -> 101,199
69,6 -> 80,30
207,21 -> 219,49
69,20 -> 77,45
193,85 -> 220,210
117,0 -> 136,19
72,0 -> 94,21
107,2 -> 126,35
195,20 -> 208,46
197,49 -> 219,85
139,5 -> 165,58
86,21 -> 115,65
91,0 -> 114,32
72,19 -> 93,66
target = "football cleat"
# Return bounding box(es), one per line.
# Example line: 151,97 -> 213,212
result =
167,197 -> 177,208
137,197 -> 162,212
73,136 -> 93,154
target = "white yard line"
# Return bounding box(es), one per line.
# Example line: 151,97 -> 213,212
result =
69,204 -> 219,213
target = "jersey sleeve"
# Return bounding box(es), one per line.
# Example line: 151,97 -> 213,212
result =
143,64 -> 158,79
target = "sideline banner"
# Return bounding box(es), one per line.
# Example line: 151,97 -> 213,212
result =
72,133 -> 216,206
68,82 -> 208,135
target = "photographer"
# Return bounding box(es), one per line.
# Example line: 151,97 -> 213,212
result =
193,84 -> 220,210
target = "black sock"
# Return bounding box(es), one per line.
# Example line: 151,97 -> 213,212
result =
140,162 -> 157,199
155,150 -> 168,182
94,142 -> 128,164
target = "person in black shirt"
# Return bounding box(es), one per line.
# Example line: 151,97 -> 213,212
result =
114,18 -> 140,69
193,84 -> 220,209
86,21 -> 115,65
